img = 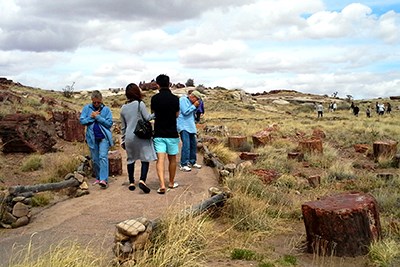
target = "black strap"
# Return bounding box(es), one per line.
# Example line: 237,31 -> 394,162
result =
136,100 -> 145,121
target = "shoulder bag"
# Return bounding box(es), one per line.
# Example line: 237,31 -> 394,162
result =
134,101 -> 153,139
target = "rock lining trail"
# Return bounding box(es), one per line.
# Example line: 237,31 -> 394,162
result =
0,151 -> 218,266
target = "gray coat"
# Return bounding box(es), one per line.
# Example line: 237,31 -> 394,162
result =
120,100 -> 157,164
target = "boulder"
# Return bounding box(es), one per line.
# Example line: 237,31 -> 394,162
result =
0,113 -> 56,153
51,111 -> 85,142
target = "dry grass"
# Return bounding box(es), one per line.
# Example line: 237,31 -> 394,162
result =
3,85 -> 400,266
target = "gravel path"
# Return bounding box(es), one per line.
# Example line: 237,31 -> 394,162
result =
0,152 -> 218,266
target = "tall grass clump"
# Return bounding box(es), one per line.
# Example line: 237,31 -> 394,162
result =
305,144 -> 338,169
20,154 -> 43,172
138,212 -> 211,267
8,239 -> 103,267
368,239 -> 400,267
41,154 -> 80,183
254,146 -> 295,174
207,143 -> 237,164
327,161 -> 356,181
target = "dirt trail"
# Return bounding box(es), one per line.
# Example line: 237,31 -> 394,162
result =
0,151 -> 218,266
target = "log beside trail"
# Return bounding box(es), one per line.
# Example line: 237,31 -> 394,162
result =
9,178 -> 79,195
302,192 -> 381,257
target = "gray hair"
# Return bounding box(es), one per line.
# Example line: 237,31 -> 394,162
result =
91,90 -> 103,99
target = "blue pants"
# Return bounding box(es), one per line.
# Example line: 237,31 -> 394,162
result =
179,130 -> 197,167
90,139 -> 110,182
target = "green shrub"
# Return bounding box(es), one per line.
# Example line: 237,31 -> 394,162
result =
231,248 -> 256,260
20,155 -> 43,172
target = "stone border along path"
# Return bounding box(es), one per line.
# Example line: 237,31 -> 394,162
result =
0,149 -> 219,267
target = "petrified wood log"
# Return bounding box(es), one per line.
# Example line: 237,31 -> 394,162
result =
228,136 -> 247,151
252,131 -> 272,148
302,192 -> 381,257
109,150 -> 123,176
287,152 -> 304,161
239,152 -> 259,161
307,175 -> 320,188
298,139 -> 323,154
373,140 -> 397,159
9,178 -> 79,195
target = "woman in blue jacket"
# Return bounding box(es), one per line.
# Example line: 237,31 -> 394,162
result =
80,90 -> 114,189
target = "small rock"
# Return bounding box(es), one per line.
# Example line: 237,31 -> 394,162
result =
117,219 -> 146,237
12,216 -> 29,228
12,202 -> 30,217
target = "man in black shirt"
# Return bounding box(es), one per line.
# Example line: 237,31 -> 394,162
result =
151,74 -> 180,194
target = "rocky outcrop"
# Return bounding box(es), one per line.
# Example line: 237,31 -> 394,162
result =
51,111 -> 85,142
0,113 -> 56,153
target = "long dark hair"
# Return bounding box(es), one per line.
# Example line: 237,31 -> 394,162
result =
125,83 -> 142,102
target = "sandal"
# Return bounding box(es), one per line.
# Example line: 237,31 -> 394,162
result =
139,181 -> 151,194
168,182 -> 179,189
128,183 -> 136,191
99,180 -> 108,189
157,188 -> 166,194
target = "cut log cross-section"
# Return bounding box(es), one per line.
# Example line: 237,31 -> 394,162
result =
298,139 -> 323,154
301,192 -> 381,257
373,140 -> 398,159
228,136 -> 247,151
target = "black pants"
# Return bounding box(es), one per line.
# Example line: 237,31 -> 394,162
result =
127,161 -> 149,183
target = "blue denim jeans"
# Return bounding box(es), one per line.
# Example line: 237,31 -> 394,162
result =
90,139 -> 110,182
179,130 -> 197,166
127,161 -> 150,183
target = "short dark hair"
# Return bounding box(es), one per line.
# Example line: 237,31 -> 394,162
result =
125,83 -> 142,101
156,74 -> 170,88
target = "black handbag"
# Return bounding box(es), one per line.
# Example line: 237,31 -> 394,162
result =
134,101 -> 153,139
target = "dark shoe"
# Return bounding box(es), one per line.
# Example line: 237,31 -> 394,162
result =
99,180 -> 108,189
139,181 -> 150,194
128,183 -> 136,191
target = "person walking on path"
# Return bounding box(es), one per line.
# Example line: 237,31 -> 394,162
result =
80,90 -> 114,189
151,74 -> 180,194
316,103 -> 324,118
177,90 -> 203,172
120,83 -> 156,194
386,102 -> 392,114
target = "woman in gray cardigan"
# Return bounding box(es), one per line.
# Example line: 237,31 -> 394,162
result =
120,83 -> 156,193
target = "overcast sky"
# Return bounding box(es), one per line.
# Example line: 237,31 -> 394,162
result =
1,0 -> 399,99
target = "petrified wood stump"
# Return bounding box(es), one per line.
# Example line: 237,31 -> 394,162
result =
287,152 -> 304,161
373,140 -> 397,159
108,150 -> 122,176
298,139 -> 323,154
228,136 -> 247,151
307,175 -> 320,188
252,131 -> 272,148
302,192 -> 381,257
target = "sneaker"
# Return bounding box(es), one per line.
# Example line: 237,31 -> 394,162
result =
92,179 -> 100,185
191,163 -> 202,169
99,180 -> 108,189
179,165 -> 192,172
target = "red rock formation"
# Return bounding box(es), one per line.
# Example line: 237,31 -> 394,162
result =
0,113 -> 57,153
51,111 -> 85,142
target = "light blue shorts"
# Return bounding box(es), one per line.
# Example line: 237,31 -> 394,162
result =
153,138 -> 180,155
